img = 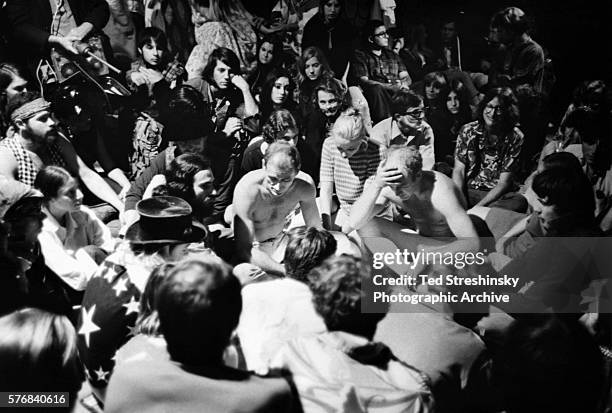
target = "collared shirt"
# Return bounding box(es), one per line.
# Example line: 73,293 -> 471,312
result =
371,117 -> 436,170
454,121 -> 524,191
351,47 -> 407,84
320,138 -> 384,214
38,205 -> 113,291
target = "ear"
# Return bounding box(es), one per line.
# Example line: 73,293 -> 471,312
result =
14,118 -> 26,131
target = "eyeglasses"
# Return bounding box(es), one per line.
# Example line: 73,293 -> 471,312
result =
402,109 -> 424,119
374,31 -> 389,38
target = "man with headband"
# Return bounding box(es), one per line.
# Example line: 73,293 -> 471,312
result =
0,92 -> 124,215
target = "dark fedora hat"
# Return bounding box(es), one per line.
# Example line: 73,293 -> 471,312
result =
125,196 -> 206,245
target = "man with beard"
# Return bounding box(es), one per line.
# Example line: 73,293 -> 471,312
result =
304,77 -> 347,172
233,141 -> 321,280
371,89 -> 435,170
0,93 -> 124,213
123,85 -> 238,229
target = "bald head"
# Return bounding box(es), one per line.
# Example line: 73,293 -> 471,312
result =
264,140 -> 301,173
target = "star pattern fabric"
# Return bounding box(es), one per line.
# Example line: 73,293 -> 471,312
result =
76,260 -> 142,390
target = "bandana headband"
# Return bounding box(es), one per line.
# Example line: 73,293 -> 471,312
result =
10,98 -> 51,123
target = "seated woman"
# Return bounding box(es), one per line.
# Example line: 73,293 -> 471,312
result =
0,62 -> 29,138
452,87 -> 526,211
35,166 -> 114,292
435,79 -> 474,165
246,35 -> 284,100
258,68 -> 299,125
186,0 -> 277,78
241,109 -> 318,183
296,46 -> 336,120
297,46 -> 372,132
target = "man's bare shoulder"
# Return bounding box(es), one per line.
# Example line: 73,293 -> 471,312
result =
430,171 -> 464,206
293,171 -> 316,191
0,146 -> 18,177
236,170 -> 265,193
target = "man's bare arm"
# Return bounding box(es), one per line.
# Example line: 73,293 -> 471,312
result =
57,135 -> 123,211
350,168 -> 403,230
424,176 -> 480,254
0,148 -> 18,179
233,185 -> 285,276
298,180 -> 322,229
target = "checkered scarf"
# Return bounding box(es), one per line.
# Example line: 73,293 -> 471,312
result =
0,137 -> 66,187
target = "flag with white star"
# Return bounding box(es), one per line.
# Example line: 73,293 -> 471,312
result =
77,261 -> 141,389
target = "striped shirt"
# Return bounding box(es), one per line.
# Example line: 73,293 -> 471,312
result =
320,138 -> 384,214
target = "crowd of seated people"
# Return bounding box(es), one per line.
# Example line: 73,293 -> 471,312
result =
1,1 -> 612,412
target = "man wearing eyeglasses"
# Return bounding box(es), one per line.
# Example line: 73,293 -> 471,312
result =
371,89 -> 435,170
350,20 -> 412,124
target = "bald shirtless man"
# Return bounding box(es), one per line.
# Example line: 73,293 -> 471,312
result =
350,145 -> 479,274
233,141 -> 322,279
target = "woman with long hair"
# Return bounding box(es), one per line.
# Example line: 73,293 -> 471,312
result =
34,166 -> 113,293
296,46 -> 334,119
432,78 -> 473,163
0,63 -> 28,138
186,0 -> 280,79
259,68 -> 298,124
247,35 -> 284,99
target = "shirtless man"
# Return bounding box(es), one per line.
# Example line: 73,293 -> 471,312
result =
350,145 -> 479,274
233,141 -> 322,278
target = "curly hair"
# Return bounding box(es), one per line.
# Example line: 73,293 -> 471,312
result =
478,86 -> 520,136
283,227 -> 337,282
330,107 -> 366,143
261,109 -> 299,144
308,255 -> 383,338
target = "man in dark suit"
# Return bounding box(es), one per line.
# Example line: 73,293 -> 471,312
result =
4,0 -> 109,74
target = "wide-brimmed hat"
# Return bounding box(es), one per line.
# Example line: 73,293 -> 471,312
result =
125,196 -> 206,245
